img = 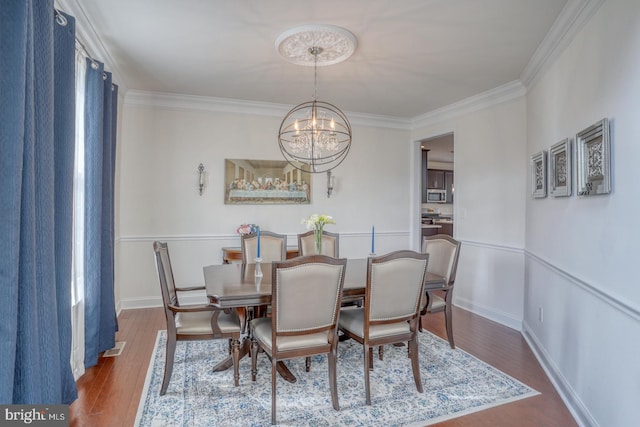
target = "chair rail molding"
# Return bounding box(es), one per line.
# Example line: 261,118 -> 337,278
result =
525,250 -> 640,322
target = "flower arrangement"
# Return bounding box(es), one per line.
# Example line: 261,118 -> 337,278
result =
301,214 -> 335,254
236,223 -> 258,235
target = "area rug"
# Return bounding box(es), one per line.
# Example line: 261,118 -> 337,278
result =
135,330 -> 538,426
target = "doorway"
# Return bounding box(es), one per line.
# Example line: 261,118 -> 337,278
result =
419,133 -> 454,239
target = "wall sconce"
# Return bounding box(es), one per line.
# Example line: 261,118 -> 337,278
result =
197,163 -> 206,196
327,170 -> 335,198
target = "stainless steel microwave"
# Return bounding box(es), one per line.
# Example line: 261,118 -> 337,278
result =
426,189 -> 447,203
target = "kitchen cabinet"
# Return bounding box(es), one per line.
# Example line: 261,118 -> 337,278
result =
437,222 -> 453,236
445,171 -> 454,204
421,225 -> 442,238
421,150 -> 428,203
434,220 -> 453,237
427,169 -> 445,189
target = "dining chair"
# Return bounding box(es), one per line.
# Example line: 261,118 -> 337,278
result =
338,250 -> 429,405
153,241 -> 242,394
420,234 -> 461,348
297,230 -> 340,257
241,230 -> 287,263
250,255 -> 347,425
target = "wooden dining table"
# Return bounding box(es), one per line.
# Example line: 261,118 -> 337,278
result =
203,258 -> 446,382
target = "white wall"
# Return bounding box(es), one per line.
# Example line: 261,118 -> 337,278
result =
109,2 -> 640,425
116,98 -> 412,307
412,96 -> 528,329
524,0 -> 640,426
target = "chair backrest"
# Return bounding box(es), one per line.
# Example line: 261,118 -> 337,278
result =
241,230 -> 287,263
297,230 -> 339,257
153,241 -> 179,311
271,255 -> 347,336
421,234 -> 461,287
366,250 -> 429,325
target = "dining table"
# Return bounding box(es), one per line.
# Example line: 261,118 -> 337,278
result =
203,258 -> 447,382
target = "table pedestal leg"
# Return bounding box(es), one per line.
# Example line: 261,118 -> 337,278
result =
212,338 -> 250,372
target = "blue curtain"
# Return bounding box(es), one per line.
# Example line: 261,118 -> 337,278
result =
0,1 -> 77,404
83,60 -> 119,368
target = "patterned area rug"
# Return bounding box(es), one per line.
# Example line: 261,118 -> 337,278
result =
135,330 -> 538,426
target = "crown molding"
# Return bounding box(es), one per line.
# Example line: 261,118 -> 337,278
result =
410,80 -> 527,129
126,83 -> 526,132
66,0 -> 604,131
55,0 -> 128,92
124,90 -> 412,130
520,0 -> 606,88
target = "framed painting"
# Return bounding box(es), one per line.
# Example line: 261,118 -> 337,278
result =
575,118 -> 611,196
530,150 -> 547,198
549,138 -> 571,197
224,159 -> 311,204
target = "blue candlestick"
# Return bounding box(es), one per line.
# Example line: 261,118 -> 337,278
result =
371,226 -> 375,254
257,227 -> 261,258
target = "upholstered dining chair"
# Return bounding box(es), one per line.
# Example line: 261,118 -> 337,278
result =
297,230 -> 340,257
420,234 -> 461,348
241,230 -> 287,263
153,241 -> 242,394
339,250 -> 429,405
250,255 -> 347,425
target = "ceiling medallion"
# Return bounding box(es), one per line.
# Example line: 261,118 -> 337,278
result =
276,25 -> 356,174
275,24 -> 357,67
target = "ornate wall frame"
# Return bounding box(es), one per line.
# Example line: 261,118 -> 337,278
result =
575,118 -> 611,196
549,138 -> 571,197
224,159 -> 311,204
530,150 -> 547,198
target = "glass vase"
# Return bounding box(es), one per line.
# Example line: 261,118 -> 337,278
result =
314,228 -> 323,254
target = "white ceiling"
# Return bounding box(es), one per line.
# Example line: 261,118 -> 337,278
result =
63,0 -> 569,119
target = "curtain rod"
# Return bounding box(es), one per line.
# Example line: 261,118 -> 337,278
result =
54,7 -> 101,71
54,7 -> 112,85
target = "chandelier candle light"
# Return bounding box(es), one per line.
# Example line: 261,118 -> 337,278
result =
277,25 -> 356,174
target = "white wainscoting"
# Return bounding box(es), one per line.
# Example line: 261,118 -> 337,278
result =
116,230 -> 410,310
452,239 -> 526,331
522,252 -> 640,427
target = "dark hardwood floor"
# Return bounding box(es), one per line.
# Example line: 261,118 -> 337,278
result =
69,306 -> 577,426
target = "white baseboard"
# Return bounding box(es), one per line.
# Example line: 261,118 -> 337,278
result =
119,291 -> 208,311
454,297 -> 523,331
522,321 -> 596,427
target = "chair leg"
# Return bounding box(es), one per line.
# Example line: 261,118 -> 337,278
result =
271,356 -> 277,425
368,348 -> 374,371
328,349 -> 340,411
305,356 -> 311,372
409,336 -> 423,393
378,346 -> 384,361
444,303 -> 455,349
364,345 -> 372,405
231,337 -> 240,386
160,334 -> 177,396
251,336 -> 259,382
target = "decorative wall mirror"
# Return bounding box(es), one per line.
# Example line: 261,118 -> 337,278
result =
530,150 -> 547,198
575,118 -> 611,196
549,138 -> 571,197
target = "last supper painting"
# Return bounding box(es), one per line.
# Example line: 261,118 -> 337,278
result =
224,159 -> 312,204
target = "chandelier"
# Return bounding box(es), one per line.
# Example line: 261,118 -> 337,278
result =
277,25 -> 356,173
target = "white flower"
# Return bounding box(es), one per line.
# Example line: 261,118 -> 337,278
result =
301,214 -> 336,231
